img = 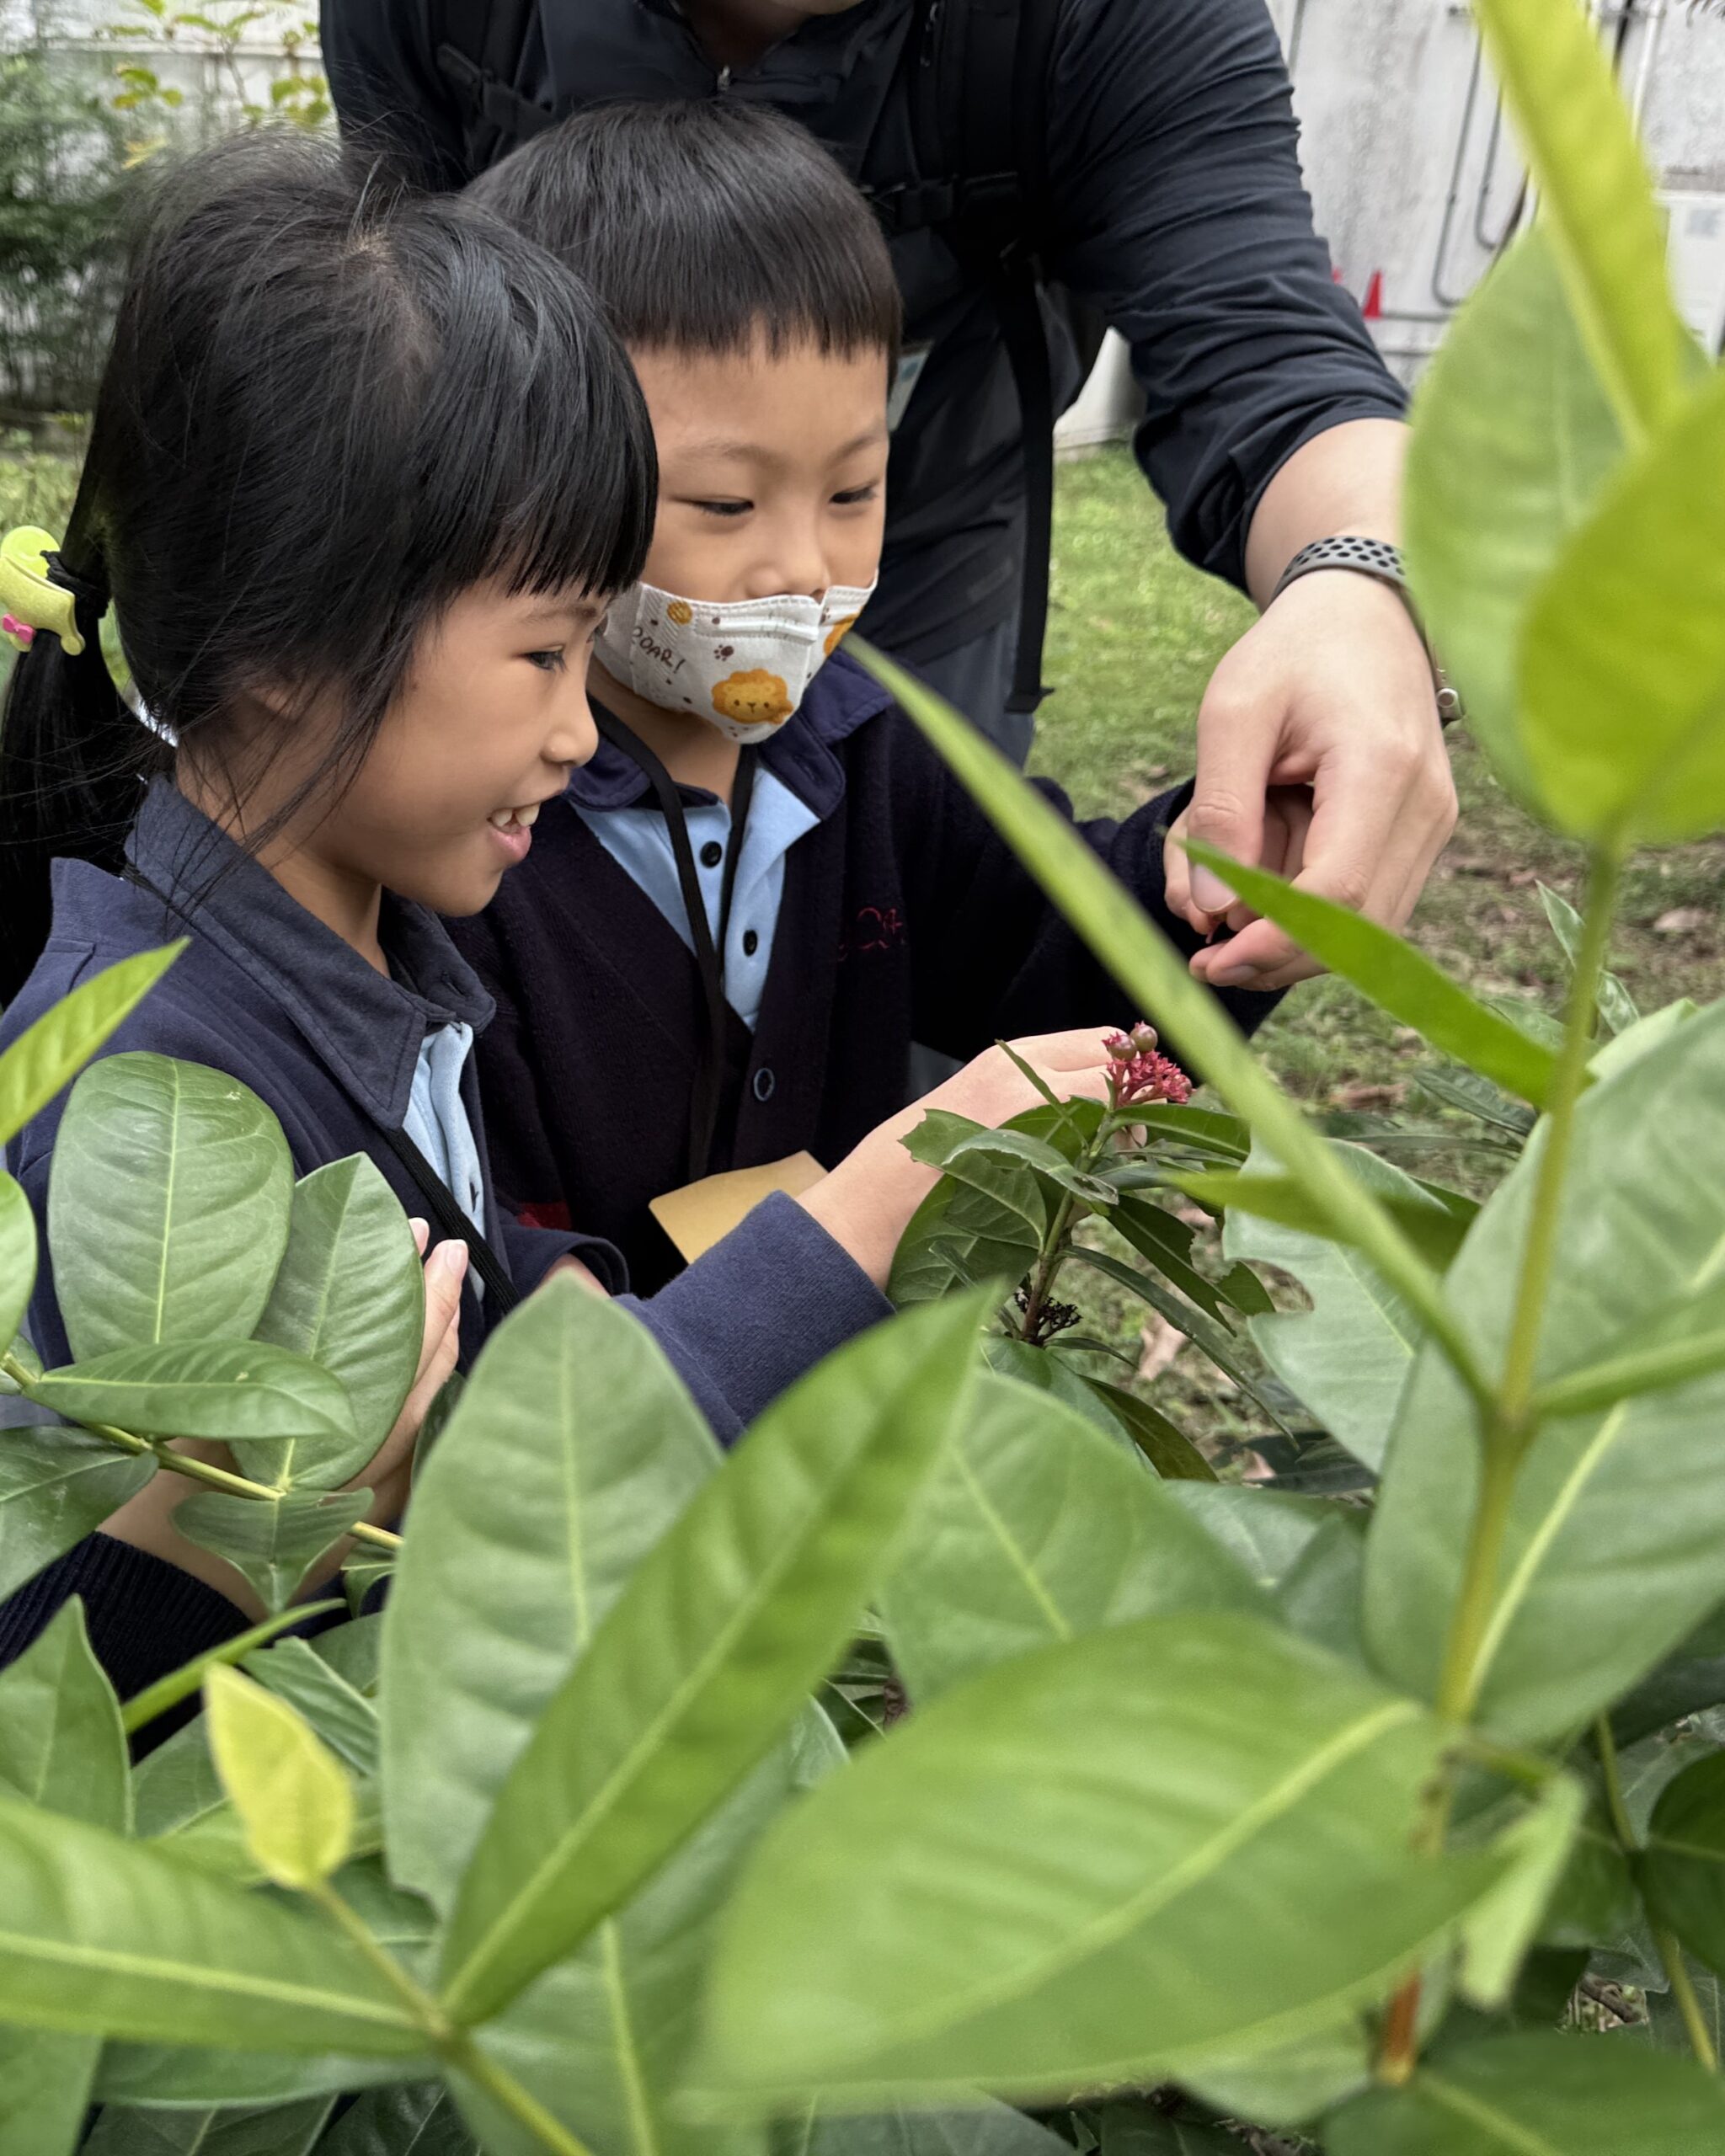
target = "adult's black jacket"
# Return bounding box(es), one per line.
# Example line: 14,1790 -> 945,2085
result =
321,0 -> 1406,663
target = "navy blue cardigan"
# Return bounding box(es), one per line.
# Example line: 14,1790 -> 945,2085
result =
0,782 -> 888,1695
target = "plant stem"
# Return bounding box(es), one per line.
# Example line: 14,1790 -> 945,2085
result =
444,2033 -> 603,2156
2,1349 -> 403,1551
1017,1187 -> 1081,1342
1496,849 -> 1620,1438
1432,1442 -> 1521,1726
1594,1716 -> 1718,2071
121,1597 -> 344,1732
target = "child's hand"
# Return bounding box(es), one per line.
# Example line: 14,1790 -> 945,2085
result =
798,1027 -> 1123,1289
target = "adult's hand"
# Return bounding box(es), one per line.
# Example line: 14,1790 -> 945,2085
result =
1164,552 -> 1456,995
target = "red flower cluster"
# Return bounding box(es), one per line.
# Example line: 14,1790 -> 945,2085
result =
1103,1022 -> 1193,1109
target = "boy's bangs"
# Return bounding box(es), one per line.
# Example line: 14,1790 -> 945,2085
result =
409,217 -> 657,607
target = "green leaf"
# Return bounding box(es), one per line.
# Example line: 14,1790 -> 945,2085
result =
1520,366 -> 1725,845
788,2103 -> 1072,2154
0,1598 -> 128,1830
0,1790 -> 422,2052
381,1273 -> 718,1910
244,1635 -> 378,1774
1366,999 -> 1725,1742
1221,1141 -> 1453,1471
243,1155 -> 424,1490
1471,0 -> 1692,438
880,1372 -> 1263,1701
1183,843 -> 1559,1108
1097,2111 -> 1236,2154
1190,1163 -> 1468,1274
205,1666 -> 353,1888
81,2097 -> 336,2154
1404,228 -> 1625,813
121,1599 -> 344,1736
0,1426 -> 155,1600
30,1339 -> 360,1448
1327,2030 -> 1725,2153
889,1173 -> 1039,1307
1109,1195 -> 1235,1323
695,1612 -> 1494,2106
1273,1513 -> 1369,1667
1163,1481 -> 1331,1590
852,640 -> 1466,1392
0,946 -> 183,1150
95,2040 -> 417,2113
0,2024 -> 98,2156
0,1174 -> 35,1360
1455,1774 -> 1586,2008
1179,2014 -> 1371,2128
175,1490 -> 370,1616
1539,882 -> 1638,1036
438,1293 -> 989,2025
1643,1750 -> 1725,1978
316,2084 -> 478,2154
50,1053 -> 292,1364
1078,1375 -> 1216,1481
1612,1603 -> 1725,1748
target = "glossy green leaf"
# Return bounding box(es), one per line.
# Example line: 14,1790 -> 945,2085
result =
1163,1481 -> 1331,1590
31,1338 -> 359,1449
1539,881 -> 1638,1036
1643,1751 -> 1725,1978
1109,1195 -> 1235,1324
1404,228 -> 1624,811
853,640 -> 1466,1396
1327,2030 -> 1725,2153
242,1155 -> 424,1490
0,2023 -> 98,2156
696,1612 -> 1493,2107
1078,1376 -> 1217,1482
0,1598 -> 128,1830
0,1425 -> 155,1600
1472,0 -> 1692,437
81,2097 -> 336,2154
889,1171 -> 1039,1306
880,1372 -> 1263,1701
382,1273 -> 718,1908
1367,999 -> 1725,1742
205,1666 -> 353,1888
245,1635 -> 379,1774
0,945 -> 183,1150
50,1052 -> 292,1364
1221,1142 -> 1452,1471
317,2084 -> 478,2155
1520,366 -> 1725,844
0,1174 -> 35,1361
175,1490 -> 370,1616
439,1294 -> 988,2025
0,1790 -> 423,2053
121,1599 -> 344,1736
1184,842 -> 1559,1107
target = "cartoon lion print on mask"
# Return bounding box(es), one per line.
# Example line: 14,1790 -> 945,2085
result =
824,613 -> 859,657
712,668 -> 795,728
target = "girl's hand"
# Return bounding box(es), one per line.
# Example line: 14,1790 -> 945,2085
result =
798,1027 -> 1122,1289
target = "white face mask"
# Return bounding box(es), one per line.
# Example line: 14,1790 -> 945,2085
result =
595,576 -> 879,744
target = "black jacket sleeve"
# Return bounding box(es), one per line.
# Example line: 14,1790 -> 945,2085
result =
1046,0 -> 1407,591
893,712 -> 1279,1070
321,0 -> 473,188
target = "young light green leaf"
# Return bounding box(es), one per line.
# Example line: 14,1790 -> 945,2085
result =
1404,229 -> 1624,815
176,1490 -> 370,1616
1538,881 -> 1638,1035
695,1612 -> 1493,2108
205,1665 -> 353,1889
50,1052 -> 292,1364
1367,998 -> 1725,1742
880,1372 -> 1263,1702
29,1338 -> 360,1449
0,1598 -> 128,1830
854,640 -> 1478,1402
1471,0 -> 1693,438
1183,841 -> 1558,1107
0,1790 -> 422,2052
0,944 -> 183,1149
1520,364 -> 1725,845
382,1273 -> 718,1911
1327,2030 -> 1725,2153
438,1293 -> 989,2025
1642,1751 -> 1725,1979
244,1636 -> 378,1775
0,1426 -> 155,1601
1456,1774 -> 1586,2008
243,1155 -> 424,1490
80,2096 -> 337,2155
0,1173 -> 35,1359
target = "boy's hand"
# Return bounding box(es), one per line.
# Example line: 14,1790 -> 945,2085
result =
798,1027 -> 1122,1289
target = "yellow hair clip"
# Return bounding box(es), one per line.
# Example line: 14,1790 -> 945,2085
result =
0,526 -> 88,658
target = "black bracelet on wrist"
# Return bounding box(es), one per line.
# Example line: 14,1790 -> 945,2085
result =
1270,536 -> 1463,728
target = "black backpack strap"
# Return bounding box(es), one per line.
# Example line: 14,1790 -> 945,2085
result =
431,0 -> 554,172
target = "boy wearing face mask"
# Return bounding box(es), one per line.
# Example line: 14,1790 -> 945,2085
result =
457,100 -> 1284,1293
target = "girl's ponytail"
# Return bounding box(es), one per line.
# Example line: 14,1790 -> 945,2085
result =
0,507 -> 158,1005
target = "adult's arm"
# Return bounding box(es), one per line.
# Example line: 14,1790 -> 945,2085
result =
320,0 -> 473,189
1048,0 -> 1455,989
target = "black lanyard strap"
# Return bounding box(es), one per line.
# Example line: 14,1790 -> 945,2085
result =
592,707 -> 757,1182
